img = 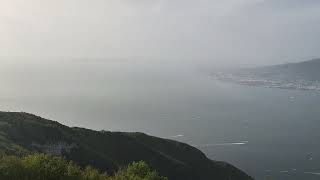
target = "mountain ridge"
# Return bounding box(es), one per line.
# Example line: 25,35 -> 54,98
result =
212,58 -> 320,91
0,111 -> 253,180
242,58 -> 320,81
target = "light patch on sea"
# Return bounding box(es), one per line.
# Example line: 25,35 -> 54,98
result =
194,141 -> 249,148
167,134 -> 185,138
304,172 -> 320,176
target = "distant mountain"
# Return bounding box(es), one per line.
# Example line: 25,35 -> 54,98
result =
0,112 -> 253,180
213,58 -> 320,91
243,58 -> 320,81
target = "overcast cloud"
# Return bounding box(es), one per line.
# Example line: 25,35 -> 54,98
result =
0,0 -> 320,66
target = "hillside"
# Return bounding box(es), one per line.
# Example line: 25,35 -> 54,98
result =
0,111 -> 253,180
212,58 -> 320,91
243,58 -> 320,81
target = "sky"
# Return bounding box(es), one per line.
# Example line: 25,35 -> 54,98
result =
0,0 -> 320,67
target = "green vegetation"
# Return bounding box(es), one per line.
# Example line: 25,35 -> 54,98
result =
0,153 -> 167,180
0,111 -> 253,180
110,161 -> 167,180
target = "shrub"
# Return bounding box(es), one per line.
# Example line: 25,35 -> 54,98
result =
111,161 -> 167,180
0,154 -> 167,180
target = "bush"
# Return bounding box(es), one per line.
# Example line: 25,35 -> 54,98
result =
0,154 -> 167,180
111,161 -> 167,180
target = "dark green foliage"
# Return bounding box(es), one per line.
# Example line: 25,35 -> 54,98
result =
0,154 -> 166,180
0,112 -> 254,180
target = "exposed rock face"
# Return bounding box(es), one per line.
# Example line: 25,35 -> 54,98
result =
31,142 -> 77,155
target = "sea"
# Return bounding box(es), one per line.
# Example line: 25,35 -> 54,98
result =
1,59 -> 320,180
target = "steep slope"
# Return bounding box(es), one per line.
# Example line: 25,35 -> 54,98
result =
0,111 -> 253,180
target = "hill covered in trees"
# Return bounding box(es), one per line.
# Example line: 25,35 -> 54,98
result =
0,111 -> 253,180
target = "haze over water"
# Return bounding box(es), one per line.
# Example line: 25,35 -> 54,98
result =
1,60 -> 320,180
1,1 -> 320,179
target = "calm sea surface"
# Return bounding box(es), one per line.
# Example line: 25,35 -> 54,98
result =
1,61 -> 320,180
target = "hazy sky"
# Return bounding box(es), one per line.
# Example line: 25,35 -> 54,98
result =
1,0 -> 320,66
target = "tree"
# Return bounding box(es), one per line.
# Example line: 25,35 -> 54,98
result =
0,154 -> 167,180
111,161 -> 167,180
